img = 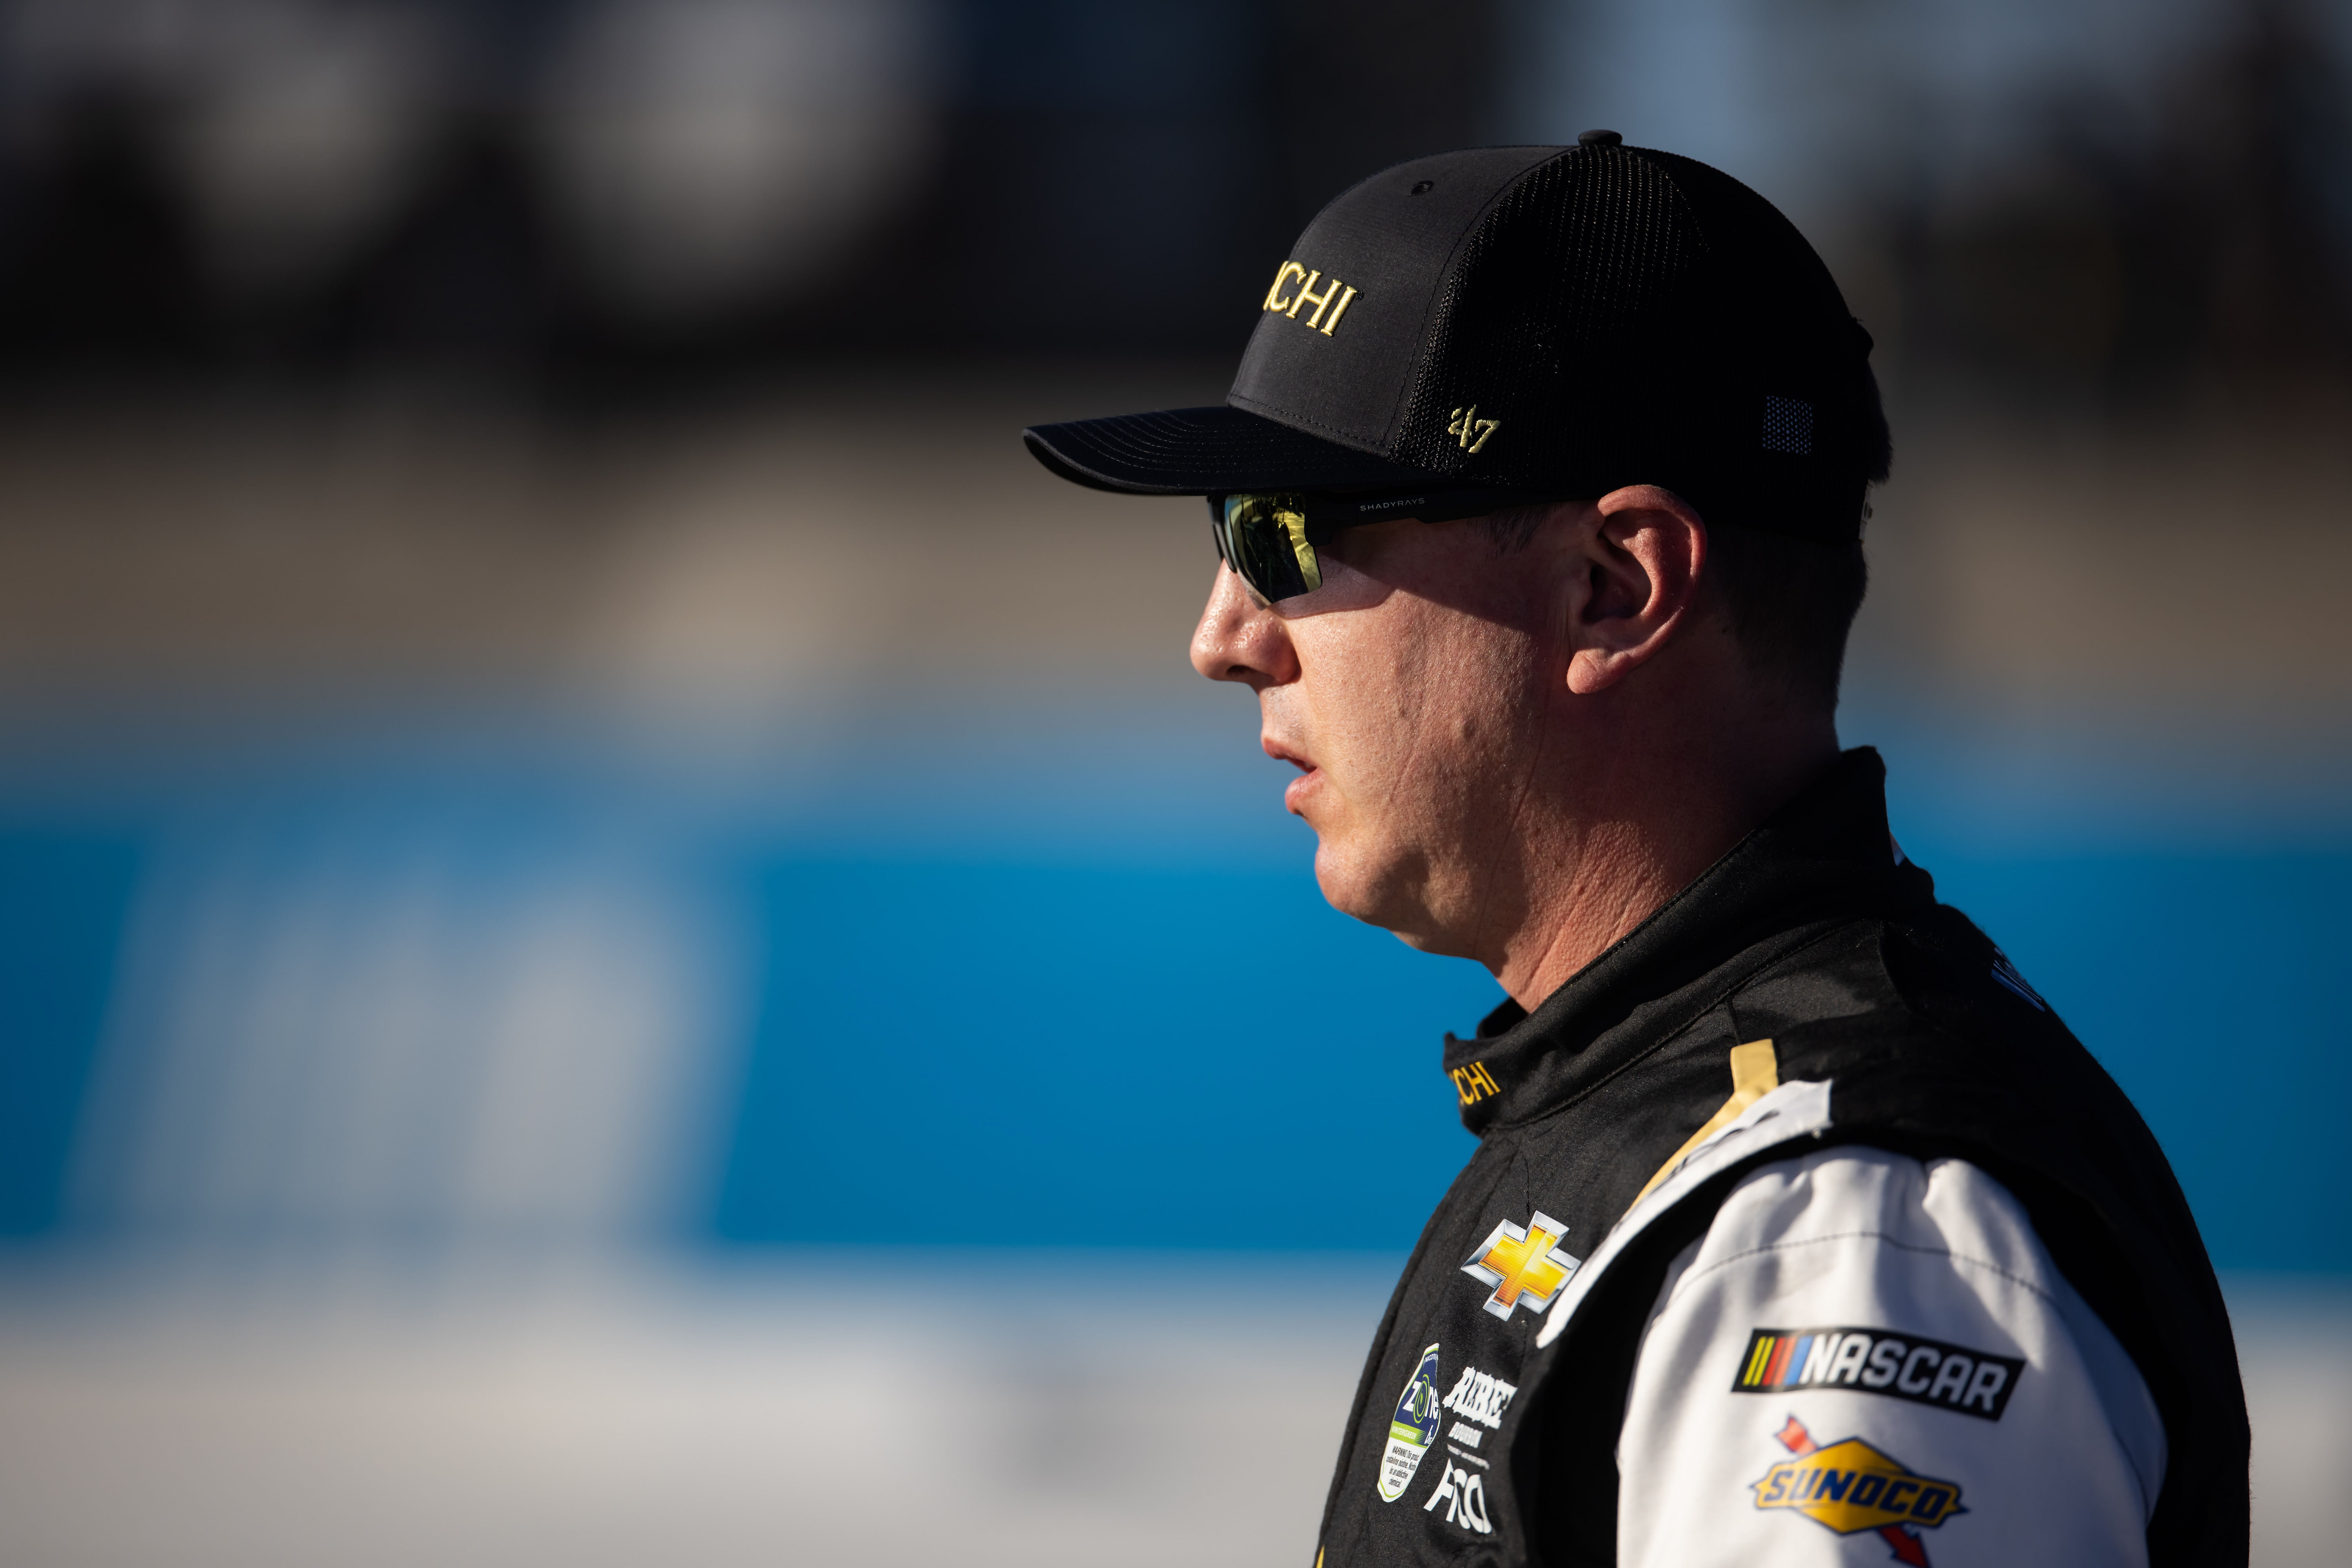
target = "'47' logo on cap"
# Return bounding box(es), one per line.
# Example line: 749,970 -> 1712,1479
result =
1461,1210 -> 1580,1320
1446,405 -> 1499,452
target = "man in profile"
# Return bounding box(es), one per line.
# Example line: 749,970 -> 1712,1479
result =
1024,137 -> 2245,1566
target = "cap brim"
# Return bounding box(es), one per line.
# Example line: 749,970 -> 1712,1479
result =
1023,405 -> 1438,495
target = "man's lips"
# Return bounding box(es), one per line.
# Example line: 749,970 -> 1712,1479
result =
1263,738 -> 1321,815
1262,737 -> 1315,771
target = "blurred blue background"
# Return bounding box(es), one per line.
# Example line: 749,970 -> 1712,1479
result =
4,705 -> 2347,1265
0,2 -> 2345,1565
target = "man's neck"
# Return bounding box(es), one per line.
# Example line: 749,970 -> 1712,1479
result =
1491,718 -> 1840,1010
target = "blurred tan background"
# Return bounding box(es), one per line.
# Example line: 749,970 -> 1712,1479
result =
0,377 -> 2347,715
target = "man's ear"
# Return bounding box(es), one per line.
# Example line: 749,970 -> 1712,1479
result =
1564,485 -> 1708,696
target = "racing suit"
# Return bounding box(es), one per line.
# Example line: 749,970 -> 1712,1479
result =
1314,749 -> 2247,1568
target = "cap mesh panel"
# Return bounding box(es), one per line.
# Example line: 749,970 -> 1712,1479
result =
1393,146 -> 1700,488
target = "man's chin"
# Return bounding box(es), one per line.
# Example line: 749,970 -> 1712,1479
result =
1312,844 -> 1415,937
1312,843 -> 1481,960
1309,842 -> 1376,923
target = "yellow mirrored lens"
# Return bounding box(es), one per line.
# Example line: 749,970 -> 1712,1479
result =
1274,506 -> 1320,592
1223,494 -> 1319,598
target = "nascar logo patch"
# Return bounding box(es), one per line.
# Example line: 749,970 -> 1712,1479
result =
1733,1326 -> 2024,1421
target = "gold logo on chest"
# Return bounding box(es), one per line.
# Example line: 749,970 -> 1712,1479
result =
1262,261 -> 1359,335
1460,1209 -> 1580,1320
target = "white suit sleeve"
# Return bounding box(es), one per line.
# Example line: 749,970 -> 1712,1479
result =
1615,1147 -> 2165,1568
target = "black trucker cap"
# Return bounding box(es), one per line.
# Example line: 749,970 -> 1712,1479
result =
1023,135 -> 1880,544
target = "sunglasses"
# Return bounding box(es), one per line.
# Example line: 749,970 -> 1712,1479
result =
1207,488 -> 1558,603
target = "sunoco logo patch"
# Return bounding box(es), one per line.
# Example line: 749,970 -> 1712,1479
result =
1733,1326 -> 2024,1421
1754,1416 -> 1964,1566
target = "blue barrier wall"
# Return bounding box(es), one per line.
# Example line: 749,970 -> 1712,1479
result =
0,833 -> 143,1235
2,719 -> 2344,1269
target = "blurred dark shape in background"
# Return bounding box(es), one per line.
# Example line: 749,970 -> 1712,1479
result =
1867,0 -> 2352,405
0,0 -> 1504,381
0,0 -> 2343,401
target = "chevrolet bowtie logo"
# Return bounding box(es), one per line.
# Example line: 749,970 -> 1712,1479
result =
1461,1210 -> 1580,1321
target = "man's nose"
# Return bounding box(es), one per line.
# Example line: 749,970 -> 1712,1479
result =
1190,564 -> 1299,689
